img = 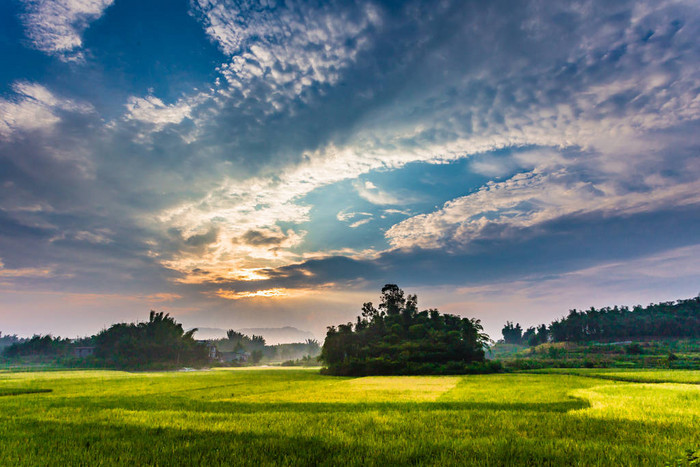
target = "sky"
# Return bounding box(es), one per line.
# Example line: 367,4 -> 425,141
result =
0,0 -> 699,342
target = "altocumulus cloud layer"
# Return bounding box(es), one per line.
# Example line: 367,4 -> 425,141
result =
0,0 -> 698,338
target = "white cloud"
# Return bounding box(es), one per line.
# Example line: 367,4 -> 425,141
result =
122,94 -> 215,139
337,210 -> 373,222
19,0 -> 115,61
192,0 -> 381,111
0,82 -> 93,139
348,218 -> 372,229
353,180 -> 401,205
386,160 -> 700,250
125,96 -> 193,127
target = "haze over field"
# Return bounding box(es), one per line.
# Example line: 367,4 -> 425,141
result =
0,0 -> 699,339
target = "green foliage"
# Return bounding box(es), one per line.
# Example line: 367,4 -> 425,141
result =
0,333 -> 23,350
250,350 -> 263,364
502,323 -> 549,346
212,332 -> 321,365
93,311 -> 209,369
2,335 -> 72,358
500,339 -> 700,370
0,369 -> 696,465
548,296 -> 700,342
502,321 -> 523,344
321,284 -> 491,376
280,355 -> 321,367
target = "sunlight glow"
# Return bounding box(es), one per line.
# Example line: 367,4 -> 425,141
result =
216,288 -> 298,300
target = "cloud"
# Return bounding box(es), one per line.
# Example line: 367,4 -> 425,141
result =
124,96 -> 194,129
240,229 -> 287,246
192,0 -> 381,110
2,0 -> 700,335
336,209 -> 374,228
348,218 -> 372,229
386,146 -> 700,251
183,227 -> 218,247
0,259 -> 54,279
215,287 -> 310,300
19,0 -> 115,61
0,82 -> 93,139
72,229 -> 113,244
135,0 -> 700,293
353,180 -> 402,205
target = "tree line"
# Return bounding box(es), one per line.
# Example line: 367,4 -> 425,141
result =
209,330 -> 320,364
502,296 -> 700,345
321,284 -> 496,376
2,311 -> 321,369
2,311 -> 209,369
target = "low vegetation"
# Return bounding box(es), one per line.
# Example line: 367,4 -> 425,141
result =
0,369 -> 696,465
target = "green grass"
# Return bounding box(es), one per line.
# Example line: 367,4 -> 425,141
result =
530,367 -> 700,384
0,368 -> 697,465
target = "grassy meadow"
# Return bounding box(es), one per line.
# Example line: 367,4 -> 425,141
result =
0,368 -> 698,465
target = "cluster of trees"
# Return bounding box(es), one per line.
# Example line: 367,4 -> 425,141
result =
503,296 -> 700,345
2,311 -> 210,369
321,284 -> 494,376
3,312 -> 322,370
211,331 -> 321,364
3,334 -> 74,358
548,297 -> 700,342
0,332 -> 24,349
93,311 -> 209,369
217,330 -> 268,363
501,322 -> 549,346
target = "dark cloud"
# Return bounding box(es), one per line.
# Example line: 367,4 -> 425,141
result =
239,229 -> 286,246
212,204 -> 700,294
184,228 -> 218,247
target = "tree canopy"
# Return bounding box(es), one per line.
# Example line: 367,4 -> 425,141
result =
548,297 -> 700,342
502,296 -> 700,345
93,311 -> 209,369
321,284 -> 495,376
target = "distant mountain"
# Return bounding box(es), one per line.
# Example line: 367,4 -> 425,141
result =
240,327 -> 316,344
192,326 -> 316,344
193,328 -> 229,340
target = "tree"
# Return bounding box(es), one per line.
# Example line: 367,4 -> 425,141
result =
321,284 -> 494,376
522,295 -> 700,344
93,310 -> 209,369
502,322 -> 523,344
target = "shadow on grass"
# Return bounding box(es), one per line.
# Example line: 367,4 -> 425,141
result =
51,397 -> 590,415
527,370 -> 700,385
0,410 -> 687,466
0,388 -> 52,397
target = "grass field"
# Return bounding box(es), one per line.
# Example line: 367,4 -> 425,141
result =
0,368 -> 698,465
